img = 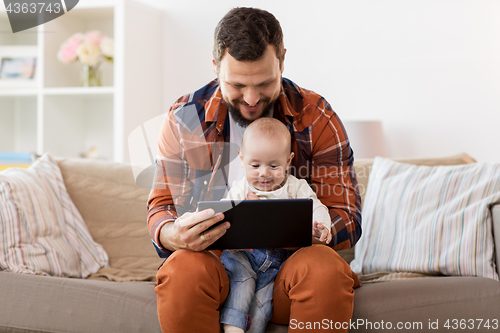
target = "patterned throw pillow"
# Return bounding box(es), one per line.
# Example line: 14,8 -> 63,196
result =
0,153 -> 108,277
350,157 -> 500,281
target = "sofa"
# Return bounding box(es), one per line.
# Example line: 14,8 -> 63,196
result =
0,153 -> 499,333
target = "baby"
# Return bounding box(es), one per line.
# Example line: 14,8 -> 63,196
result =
220,117 -> 332,333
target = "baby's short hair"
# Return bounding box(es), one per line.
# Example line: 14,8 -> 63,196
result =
242,117 -> 291,153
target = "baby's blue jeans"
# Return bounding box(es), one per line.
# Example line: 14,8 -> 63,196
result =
220,249 -> 289,333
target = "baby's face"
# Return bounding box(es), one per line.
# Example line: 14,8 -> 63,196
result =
239,134 -> 293,192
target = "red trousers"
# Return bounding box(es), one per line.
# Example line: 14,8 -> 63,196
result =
155,245 -> 360,332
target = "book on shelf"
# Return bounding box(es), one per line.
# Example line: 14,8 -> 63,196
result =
0,151 -> 36,171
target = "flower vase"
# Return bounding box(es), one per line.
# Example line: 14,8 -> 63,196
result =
82,64 -> 102,87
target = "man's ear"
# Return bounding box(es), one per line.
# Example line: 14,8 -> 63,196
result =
212,52 -> 218,75
281,48 -> 287,74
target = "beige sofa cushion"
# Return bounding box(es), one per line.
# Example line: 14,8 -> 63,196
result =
0,270 -> 162,333
57,158 -> 163,282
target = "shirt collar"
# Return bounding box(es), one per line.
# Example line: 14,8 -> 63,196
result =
278,81 -> 301,118
205,85 -> 222,123
204,86 -> 227,133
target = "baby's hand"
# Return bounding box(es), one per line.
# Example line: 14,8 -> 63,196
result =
313,221 -> 332,244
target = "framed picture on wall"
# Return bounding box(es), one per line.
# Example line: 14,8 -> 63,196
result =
0,46 -> 38,88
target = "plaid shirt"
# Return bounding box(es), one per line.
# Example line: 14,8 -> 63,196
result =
148,78 -> 362,257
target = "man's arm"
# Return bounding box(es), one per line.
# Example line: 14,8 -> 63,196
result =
310,103 -> 362,251
147,108 -> 229,256
147,110 -> 184,256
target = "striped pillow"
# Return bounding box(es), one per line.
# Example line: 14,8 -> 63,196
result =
350,157 -> 500,281
0,153 -> 108,277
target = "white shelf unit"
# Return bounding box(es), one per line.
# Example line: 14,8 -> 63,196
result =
0,0 -> 163,162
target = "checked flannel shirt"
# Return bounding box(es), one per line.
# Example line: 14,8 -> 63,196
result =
147,78 -> 362,257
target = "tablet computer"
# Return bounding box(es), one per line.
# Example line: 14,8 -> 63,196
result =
197,199 -> 313,250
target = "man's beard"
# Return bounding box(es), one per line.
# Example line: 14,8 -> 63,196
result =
224,98 -> 275,127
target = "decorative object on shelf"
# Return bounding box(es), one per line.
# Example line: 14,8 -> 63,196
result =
342,120 -> 389,159
0,46 -> 38,88
0,151 -> 35,171
57,30 -> 114,87
81,64 -> 101,87
80,146 -> 100,159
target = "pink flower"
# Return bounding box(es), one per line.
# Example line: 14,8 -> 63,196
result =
57,41 -> 80,63
57,33 -> 85,63
85,30 -> 105,46
68,33 -> 85,45
57,30 -> 114,65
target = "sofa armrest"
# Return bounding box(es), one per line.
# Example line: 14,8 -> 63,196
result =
492,204 -> 500,278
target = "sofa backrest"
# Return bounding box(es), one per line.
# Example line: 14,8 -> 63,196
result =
57,152 -> 497,280
57,158 -> 163,282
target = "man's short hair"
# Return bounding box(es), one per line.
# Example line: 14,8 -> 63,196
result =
213,7 -> 285,71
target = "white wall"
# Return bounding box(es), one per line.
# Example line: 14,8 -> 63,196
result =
139,0 -> 500,162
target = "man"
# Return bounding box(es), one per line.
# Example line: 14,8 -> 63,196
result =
148,7 -> 362,333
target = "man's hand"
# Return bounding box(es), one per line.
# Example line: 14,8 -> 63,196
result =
313,221 -> 332,244
159,209 -> 230,252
